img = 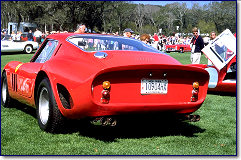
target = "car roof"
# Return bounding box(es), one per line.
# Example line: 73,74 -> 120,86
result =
46,33 -> 116,41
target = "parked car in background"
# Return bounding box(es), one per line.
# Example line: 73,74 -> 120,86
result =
202,29 -> 236,93
165,44 -> 191,53
1,33 -> 209,133
7,22 -> 37,41
1,37 -> 38,54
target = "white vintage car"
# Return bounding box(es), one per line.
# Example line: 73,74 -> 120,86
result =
1,39 -> 38,54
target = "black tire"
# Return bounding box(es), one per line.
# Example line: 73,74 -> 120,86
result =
180,48 -> 184,53
36,78 -> 65,133
24,45 -> 33,54
1,72 -> 13,108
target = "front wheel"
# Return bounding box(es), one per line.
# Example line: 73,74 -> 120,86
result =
36,78 -> 65,133
24,45 -> 33,54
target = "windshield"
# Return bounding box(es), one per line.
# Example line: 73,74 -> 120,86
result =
67,34 -> 162,53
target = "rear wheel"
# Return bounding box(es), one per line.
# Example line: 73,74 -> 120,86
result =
24,45 -> 33,54
36,78 -> 65,133
1,72 -> 13,108
180,48 -> 184,53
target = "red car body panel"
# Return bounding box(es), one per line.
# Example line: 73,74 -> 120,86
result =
187,58 -> 236,93
3,33 -> 209,119
207,56 -> 236,93
165,44 -> 191,53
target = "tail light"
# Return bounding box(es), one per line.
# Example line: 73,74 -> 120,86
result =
101,81 -> 111,104
193,82 -> 199,89
191,82 -> 199,102
103,81 -> 111,89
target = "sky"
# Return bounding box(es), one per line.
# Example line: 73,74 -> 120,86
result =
131,1 -> 216,8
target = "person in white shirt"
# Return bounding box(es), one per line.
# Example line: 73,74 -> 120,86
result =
34,28 -> 42,44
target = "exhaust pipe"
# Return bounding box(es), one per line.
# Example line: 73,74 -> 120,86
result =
184,114 -> 200,122
91,117 -> 117,126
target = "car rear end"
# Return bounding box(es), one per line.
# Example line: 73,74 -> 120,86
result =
90,64 -> 209,117
55,35 -> 209,119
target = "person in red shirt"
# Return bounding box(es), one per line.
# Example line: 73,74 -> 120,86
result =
152,33 -> 159,49
153,33 -> 159,41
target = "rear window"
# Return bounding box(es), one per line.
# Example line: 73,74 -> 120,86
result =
67,35 -> 161,53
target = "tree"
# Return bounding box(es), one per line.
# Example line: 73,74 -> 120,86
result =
208,1 -> 236,33
134,4 -> 145,33
197,20 -> 217,34
169,3 -> 188,33
1,1 -> 236,35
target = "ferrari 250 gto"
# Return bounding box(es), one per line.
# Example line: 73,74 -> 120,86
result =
1,33 -> 209,133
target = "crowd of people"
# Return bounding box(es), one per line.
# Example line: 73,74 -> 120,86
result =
1,28 -> 50,44
2,24 -> 217,64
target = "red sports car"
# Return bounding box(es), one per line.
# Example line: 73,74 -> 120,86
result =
201,29 -> 236,93
1,33 -> 209,133
165,44 -> 191,53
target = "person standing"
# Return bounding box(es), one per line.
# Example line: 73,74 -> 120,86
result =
207,31 -> 217,65
122,28 -> 134,50
140,34 -> 151,44
27,30 -> 34,41
152,33 -> 159,49
34,28 -> 42,44
15,31 -> 21,41
210,31 -> 216,41
123,28 -> 134,38
75,24 -> 86,33
190,27 -> 204,64
11,31 -> 16,40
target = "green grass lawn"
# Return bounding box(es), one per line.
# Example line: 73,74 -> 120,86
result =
1,52 -> 236,155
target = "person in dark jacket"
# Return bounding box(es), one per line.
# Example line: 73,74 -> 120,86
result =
190,27 -> 204,64
27,30 -> 34,41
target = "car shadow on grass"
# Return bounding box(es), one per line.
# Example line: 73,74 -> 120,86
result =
10,101 -> 205,142
208,91 -> 236,97
9,99 -> 37,118
71,115 -> 206,142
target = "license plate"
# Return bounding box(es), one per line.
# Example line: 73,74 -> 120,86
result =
141,79 -> 168,94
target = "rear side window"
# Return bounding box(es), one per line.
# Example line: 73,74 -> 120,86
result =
34,40 -> 58,63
